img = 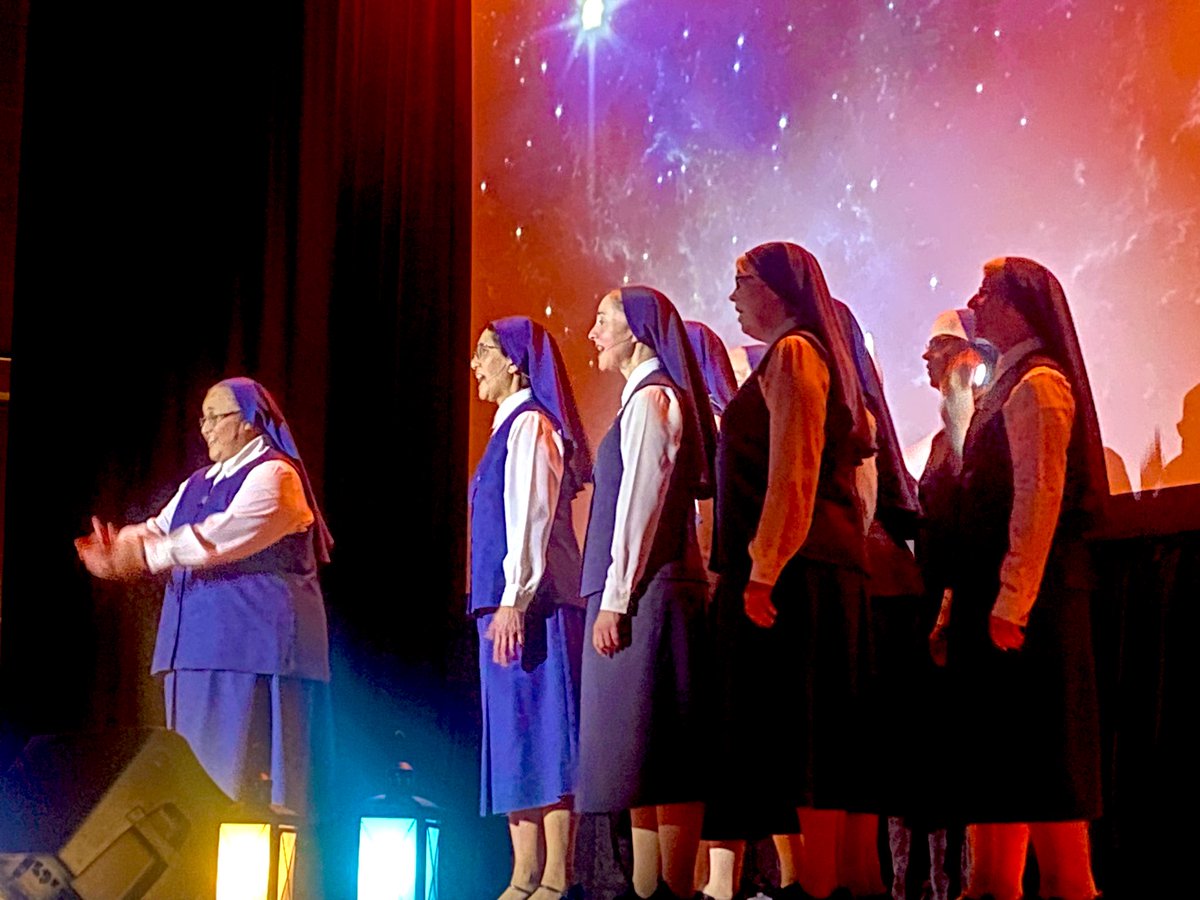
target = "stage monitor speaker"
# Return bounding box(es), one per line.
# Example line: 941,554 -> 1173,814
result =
0,727 -> 232,899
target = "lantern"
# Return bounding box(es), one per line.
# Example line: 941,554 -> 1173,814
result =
216,795 -> 299,900
356,763 -> 440,900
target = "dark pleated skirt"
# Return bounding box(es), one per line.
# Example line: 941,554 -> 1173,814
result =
576,577 -> 709,813
703,557 -> 873,840
478,604 -> 585,815
946,540 -> 1102,823
868,590 -> 956,824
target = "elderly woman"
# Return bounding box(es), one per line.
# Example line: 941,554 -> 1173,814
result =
879,308 -> 988,900
577,286 -> 716,900
467,317 -> 591,900
946,258 -> 1104,900
75,377 -> 332,816
705,242 -> 875,900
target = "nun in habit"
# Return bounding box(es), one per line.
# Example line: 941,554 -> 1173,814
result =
76,377 -> 334,818
946,257 -> 1104,900
577,286 -> 717,900
468,316 -> 591,900
704,242 -> 876,900
685,319 -> 740,570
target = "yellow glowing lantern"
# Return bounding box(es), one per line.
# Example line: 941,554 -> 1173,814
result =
216,798 -> 299,900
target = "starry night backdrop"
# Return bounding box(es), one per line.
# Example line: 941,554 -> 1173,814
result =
472,0 -> 1200,490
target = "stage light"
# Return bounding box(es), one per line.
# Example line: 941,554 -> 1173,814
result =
0,728 -> 228,899
581,0 -> 604,32
216,797 -> 299,900
356,764 -> 441,900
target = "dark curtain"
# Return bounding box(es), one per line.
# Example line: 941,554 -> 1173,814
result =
2,0 -> 486,895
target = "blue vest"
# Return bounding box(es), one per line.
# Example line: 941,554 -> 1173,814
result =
580,370 -> 705,600
712,330 -> 867,578
151,449 -> 331,680
468,400 -> 583,614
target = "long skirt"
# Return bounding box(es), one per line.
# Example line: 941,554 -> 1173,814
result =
703,557 -> 872,840
477,604 -> 585,815
946,540 -> 1101,823
163,669 -> 334,817
870,590 -> 957,826
576,577 -> 709,813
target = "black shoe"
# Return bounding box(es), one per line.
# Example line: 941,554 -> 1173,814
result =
649,882 -> 700,900
773,886 -> 858,900
774,884 -> 836,900
536,885 -> 583,900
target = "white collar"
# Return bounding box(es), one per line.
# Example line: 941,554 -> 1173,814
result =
621,357 -> 664,408
492,387 -> 534,432
992,337 -> 1044,387
206,434 -> 271,482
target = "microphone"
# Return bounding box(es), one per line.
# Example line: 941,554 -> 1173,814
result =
603,335 -> 635,351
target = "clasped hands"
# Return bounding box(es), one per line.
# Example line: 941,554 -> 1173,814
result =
74,516 -> 148,581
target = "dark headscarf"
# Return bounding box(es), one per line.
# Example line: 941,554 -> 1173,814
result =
491,316 -> 593,498
684,320 -> 739,416
834,300 -> 922,536
619,286 -> 718,500
218,377 -> 333,564
992,256 -> 1107,507
743,242 -> 875,461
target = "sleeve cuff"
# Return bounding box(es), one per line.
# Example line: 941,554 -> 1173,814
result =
499,585 -> 535,610
142,535 -> 175,575
991,589 -> 1032,627
599,585 -> 631,615
748,557 -> 781,587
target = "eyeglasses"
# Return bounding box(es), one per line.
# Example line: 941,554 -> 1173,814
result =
198,410 -> 241,430
474,342 -> 501,360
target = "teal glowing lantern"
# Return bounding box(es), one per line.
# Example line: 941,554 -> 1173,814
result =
356,762 -> 440,900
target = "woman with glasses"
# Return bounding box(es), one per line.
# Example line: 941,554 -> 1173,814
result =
75,377 -> 333,818
467,317 -> 591,900
705,242 -> 876,900
945,258 -> 1104,900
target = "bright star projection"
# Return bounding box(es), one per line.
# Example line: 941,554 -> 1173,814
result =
580,0 -> 604,33
473,0 -> 1200,488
